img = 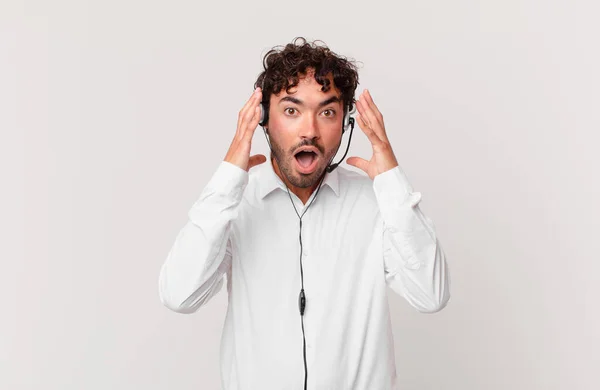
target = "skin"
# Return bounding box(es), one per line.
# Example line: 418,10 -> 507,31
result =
224,68 -> 399,204
266,69 -> 344,203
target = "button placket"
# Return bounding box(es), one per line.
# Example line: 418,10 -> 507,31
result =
301,211 -> 310,257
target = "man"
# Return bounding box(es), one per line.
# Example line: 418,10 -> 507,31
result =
159,37 -> 450,390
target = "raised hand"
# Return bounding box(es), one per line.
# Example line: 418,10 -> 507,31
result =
224,87 -> 267,171
346,89 -> 398,179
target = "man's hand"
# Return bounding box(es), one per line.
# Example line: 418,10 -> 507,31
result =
346,89 -> 399,179
224,87 -> 267,171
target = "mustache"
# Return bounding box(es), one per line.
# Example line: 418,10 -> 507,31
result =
289,138 -> 325,155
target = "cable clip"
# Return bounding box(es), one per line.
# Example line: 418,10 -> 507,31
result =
298,289 -> 306,315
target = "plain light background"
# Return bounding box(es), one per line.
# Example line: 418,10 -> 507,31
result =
3,0 -> 599,389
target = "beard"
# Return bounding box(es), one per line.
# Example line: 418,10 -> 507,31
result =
270,137 -> 338,189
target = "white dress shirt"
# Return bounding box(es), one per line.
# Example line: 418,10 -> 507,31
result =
158,157 -> 450,390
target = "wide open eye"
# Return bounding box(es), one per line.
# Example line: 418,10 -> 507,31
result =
322,109 -> 336,117
285,107 -> 297,115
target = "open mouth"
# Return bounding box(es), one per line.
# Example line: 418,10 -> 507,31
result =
293,149 -> 319,174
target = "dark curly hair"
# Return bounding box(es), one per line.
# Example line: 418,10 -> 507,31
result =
254,37 -> 360,127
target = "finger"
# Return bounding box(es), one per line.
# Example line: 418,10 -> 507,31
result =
241,106 -> 262,142
357,91 -> 388,140
356,113 -> 382,146
357,96 -> 387,142
346,156 -> 369,173
357,93 -> 381,126
355,99 -> 373,129
248,154 -> 267,170
237,88 -> 262,135
243,90 -> 262,126
242,89 -> 262,129
363,89 -> 384,126
357,98 -> 383,136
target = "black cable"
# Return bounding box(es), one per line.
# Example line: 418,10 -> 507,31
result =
282,153 -> 327,390
326,117 -> 355,173
300,305 -> 308,390
260,109 -> 350,390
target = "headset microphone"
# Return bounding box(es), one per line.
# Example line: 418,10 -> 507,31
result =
326,111 -> 355,173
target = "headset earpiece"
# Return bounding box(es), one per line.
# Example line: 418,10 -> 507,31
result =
259,102 -> 267,127
342,105 -> 356,134
259,90 -> 355,135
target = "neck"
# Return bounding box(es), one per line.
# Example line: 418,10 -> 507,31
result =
271,155 -> 321,204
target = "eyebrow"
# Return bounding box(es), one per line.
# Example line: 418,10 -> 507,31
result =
278,95 -> 342,108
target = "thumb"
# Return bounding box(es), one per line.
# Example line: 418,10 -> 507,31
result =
247,154 -> 267,170
346,156 -> 369,173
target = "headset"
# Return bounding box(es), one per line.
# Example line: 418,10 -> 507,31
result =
256,79 -> 355,390
258,93 -> 356,173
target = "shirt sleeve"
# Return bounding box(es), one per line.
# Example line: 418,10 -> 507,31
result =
372,165 -> 451,313
158,161 -> 248,314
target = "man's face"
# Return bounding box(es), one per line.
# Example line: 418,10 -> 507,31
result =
266,71 -> 344,189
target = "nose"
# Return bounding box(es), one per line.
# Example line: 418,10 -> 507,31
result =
298,112 -> 320,140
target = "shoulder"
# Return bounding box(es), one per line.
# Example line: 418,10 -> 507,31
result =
336,166 -> 371,184
335,166 -> 377,201
242,163 -> 267,201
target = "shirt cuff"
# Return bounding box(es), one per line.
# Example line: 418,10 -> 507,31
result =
372,165 -> 414,207
203,160 -> 249,202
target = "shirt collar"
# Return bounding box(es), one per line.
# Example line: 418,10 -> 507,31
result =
257,156 -> 340,199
